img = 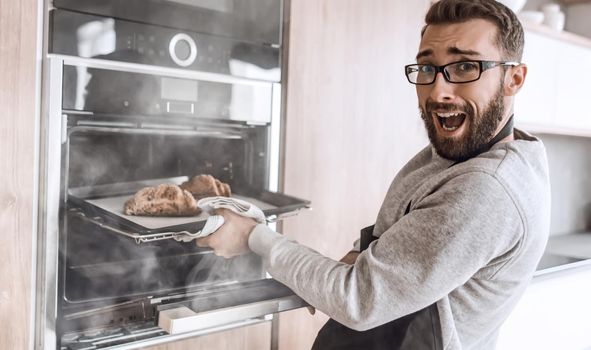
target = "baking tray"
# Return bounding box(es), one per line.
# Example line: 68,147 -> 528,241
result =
68,177 -> 310,236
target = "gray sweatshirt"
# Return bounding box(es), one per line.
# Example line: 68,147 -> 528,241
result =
248,129 -> 550,349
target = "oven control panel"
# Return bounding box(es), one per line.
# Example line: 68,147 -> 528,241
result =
50,9 -> 281,82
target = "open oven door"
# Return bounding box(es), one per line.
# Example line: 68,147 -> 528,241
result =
156,279 -> 306,335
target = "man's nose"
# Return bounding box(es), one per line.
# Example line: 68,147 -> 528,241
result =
429,72 -> 455,102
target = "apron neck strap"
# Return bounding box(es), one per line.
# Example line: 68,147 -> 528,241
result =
449,114 -> 514,167
485,114 -> 514,150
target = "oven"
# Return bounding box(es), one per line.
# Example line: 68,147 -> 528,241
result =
36,1 -> 309,349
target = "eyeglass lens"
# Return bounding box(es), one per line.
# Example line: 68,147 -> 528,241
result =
407,61 -> 481,84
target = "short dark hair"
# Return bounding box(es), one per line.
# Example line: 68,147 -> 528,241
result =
421,0 -> 524,61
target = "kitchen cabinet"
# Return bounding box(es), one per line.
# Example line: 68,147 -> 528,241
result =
280,0 -> 431,349
515,31 -> 558,128
554,42 -> 591,130
0,0 -> 39,348
516,25 -> 591,136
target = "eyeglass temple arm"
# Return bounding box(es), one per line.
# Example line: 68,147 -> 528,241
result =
482,61 -> 521,71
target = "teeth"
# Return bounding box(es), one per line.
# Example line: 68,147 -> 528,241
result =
442,125 -> 460,131
436,112 -> 463,118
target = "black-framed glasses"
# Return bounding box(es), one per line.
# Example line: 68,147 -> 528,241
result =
404,60 -> 520,85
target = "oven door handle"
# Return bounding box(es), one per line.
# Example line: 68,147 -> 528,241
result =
158,294 -> 306,334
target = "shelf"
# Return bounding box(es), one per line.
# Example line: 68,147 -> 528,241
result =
559,0 -> 591,5
516,122 -> 591,138
523,22 -> 591,49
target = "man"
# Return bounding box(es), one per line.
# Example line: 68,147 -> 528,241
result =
197,0 -> 550,349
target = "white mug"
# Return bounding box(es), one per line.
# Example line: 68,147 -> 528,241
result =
543,10 -> 565,31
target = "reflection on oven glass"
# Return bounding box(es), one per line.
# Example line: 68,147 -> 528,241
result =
165,0 -> 234,13
84,50 -> 161,115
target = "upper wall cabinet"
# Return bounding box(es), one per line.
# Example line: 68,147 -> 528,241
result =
515,30 -> 558,129
515,25 -> 591,137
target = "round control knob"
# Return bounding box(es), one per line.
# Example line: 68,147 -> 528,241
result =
169,33 -> 197,67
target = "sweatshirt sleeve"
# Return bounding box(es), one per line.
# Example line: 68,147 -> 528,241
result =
248,171 -> 524,331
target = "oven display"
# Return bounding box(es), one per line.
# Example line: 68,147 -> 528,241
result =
161,77 -> 198,102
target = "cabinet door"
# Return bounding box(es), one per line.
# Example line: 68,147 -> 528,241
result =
0,0 -> 38,348
515,31 -> 558,129
554,40 -> 591,131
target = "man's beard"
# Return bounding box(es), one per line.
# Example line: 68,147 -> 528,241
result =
419,87 -> 505,162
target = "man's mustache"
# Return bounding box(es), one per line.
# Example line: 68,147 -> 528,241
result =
425,100 -> 471,114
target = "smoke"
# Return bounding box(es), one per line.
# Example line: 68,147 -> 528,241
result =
184,251 -> 266,312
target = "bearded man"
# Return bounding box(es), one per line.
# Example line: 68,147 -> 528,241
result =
197,0 -> 550,349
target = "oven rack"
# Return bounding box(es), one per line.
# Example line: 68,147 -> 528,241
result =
70,208 -> 304,244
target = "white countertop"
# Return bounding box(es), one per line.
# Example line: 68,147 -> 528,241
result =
534,232 -> 591,276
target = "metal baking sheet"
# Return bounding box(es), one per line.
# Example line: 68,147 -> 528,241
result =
84,194 -> 277,231
68,176 -> 310,235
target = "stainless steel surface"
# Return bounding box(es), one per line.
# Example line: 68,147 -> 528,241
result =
159,295 -> 305,334
69,210 -> 188,244
269,83 -> 282,192
32,1 -> 49,349
85,319 -> 269,350
271,3 -> 289,346
50,54 -> 274,86
37,2 -> 306,347
57,55 -> 276,123
67,125 -> 245,140
83,194 -> 276,230
69,204 -> 303,244
36,56 -> 64,350
70,188 -> 280,244
266,208 -> 308,223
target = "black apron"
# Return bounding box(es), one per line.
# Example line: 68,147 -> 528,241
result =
311,117 -> 515,350
311,226 -> 443,350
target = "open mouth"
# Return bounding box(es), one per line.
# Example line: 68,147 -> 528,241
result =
435,112 -> 467,133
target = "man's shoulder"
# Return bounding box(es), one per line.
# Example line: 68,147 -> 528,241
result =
446,132 -> 550,221
457,130 -> 547,181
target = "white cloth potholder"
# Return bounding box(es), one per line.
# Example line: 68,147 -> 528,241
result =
197,196 -> 266,235
174,197 -> 266,242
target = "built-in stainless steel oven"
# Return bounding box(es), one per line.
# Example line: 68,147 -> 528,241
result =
36,1 -> 308,349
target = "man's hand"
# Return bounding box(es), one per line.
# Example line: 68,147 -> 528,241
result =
196,208 -> 258,258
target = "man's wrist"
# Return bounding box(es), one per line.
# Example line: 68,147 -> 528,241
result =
247,224 -> 283,258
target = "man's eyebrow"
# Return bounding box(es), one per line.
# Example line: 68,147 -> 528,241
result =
415,47 -> 482,61
416,49 -> 433,60
448,47 -> 481,56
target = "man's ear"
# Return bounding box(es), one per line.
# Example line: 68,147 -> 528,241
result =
504,64 -> 527,96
